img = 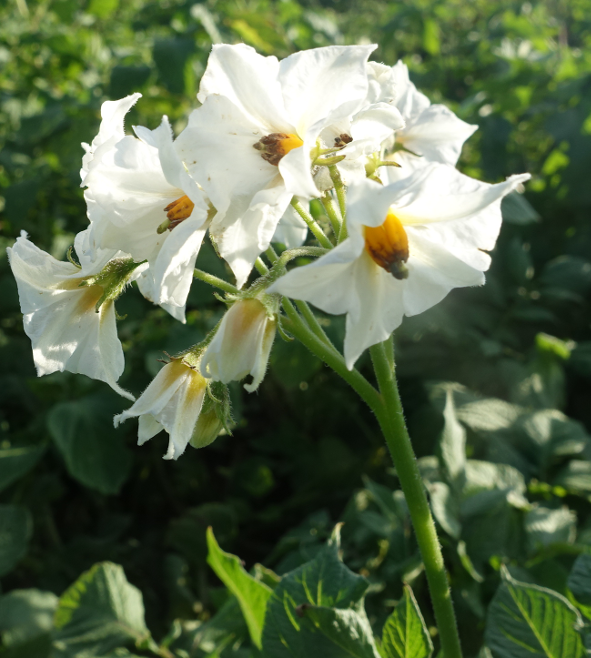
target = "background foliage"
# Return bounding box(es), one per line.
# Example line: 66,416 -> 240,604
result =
1,0 -> 591,656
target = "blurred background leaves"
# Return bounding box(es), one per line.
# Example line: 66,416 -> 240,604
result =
1,0 -> 591,656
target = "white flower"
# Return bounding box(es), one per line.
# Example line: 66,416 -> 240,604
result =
269,165 -> 531,369
114,358 -> 210,460
82,96 -> 210,321
370,61 -> 477,166
200,298 -> 277,392
272,205 -> 308,248
176,44 -> 403,288
7,232 -> 134,400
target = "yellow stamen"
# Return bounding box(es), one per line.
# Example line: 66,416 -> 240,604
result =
364,211 -> 410,280
253,133 -> 304,166
163,195 -> 195,230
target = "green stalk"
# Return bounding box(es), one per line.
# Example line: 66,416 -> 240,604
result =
369,341 -> 463,658
280,311 -> 381,411
291,197 -> 334,249
193,268 -> 239,294
321,193 -> 341,238
328,165 -> 348,242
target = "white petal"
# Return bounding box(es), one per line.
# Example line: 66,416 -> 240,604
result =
268,238 -> 361,316
176,96 -> 279,218
212,185 -> 292,288
81,93 -> 141,182
272,205 -> 308,248
278,139 -> 319,199
402,229 -> 485,317
278,45 -> 376,138
138,414 -> 163,445
197,44 -> 291,132
391,61 -> 430,121
343,252 -> 404,369
399,104 -> 477,165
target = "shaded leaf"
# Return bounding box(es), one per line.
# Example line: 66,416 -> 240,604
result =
53,562 -> 150,657
0,504 -> 32,577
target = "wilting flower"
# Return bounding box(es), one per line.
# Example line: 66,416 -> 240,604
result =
7,232 -> 138,399
82,95 -> 210,321
269,165 -> 530,368
176,44 -> 403,287
200,298 -> 277,392
114,358 -> 224,460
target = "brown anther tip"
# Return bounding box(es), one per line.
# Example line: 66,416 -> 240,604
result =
335,133 -> 353,148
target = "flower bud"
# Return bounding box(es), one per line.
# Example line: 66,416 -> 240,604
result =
200,298 -> 277,392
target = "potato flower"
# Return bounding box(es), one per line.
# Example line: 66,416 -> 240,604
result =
269,165 -> 530,368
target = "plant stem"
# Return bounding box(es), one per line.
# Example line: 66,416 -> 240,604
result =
291,197 -> 334,249
369,341 -> 463,658
321,193 -> 341,238
193,268 -> 239,294
328,165 -> 348,242
280,312 -> 380,411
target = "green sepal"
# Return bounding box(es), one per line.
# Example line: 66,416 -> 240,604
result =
277,315 -> 294,342
190,381 -> 233,449
78,257 -> 145,312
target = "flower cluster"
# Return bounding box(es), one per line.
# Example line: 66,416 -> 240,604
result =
8,44 -> 529,458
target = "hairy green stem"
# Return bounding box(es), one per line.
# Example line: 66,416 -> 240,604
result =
328,165 -> 348,242
370,341 -> 463,658
193,268 -> 239,294
291,197 -> 334,249
280,311 -> 380,411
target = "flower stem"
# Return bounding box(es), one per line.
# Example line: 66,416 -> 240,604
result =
369,340 -> 463,658
193,268 -> 239,294
328,165 -> 348,242
291,197 -> 334,249
321,193 -> 341,238
280,311 -> 381,411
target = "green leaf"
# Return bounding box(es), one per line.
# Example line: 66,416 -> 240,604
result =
568,554 -> 591,607
0,444 -> 44,493
0,589 -> 57,646
53,562 -> 150,657
261,526 -> 379,658
501,191 -> 540,225
438,389 -> 466,494
206,527 -> 272,649
47,395 -> 132,495
429,481 -> 461,539
381,586 -> 433,658
0,504 -> 32,576
553,460 -> 591,493
86,0 -> 119,19
303,606 -> 380,658
525,506 -> 576,550
485,566 -> 585,658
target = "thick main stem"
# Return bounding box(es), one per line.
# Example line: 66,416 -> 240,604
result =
370,341 -> 463,658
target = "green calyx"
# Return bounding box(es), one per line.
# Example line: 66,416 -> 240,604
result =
190,381 -> 233,449
364,152 -> 403,183
79,257 -> 145,312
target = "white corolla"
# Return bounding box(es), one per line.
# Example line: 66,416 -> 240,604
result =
82,95 -> 210,321
363,60 -> 476,167
7,232 -> 137,399
175,43 -> 404,288
269,165 -> 530,369
200,298 -> 277,392
114,358 -> 212,460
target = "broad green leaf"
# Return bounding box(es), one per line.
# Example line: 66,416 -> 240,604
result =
0,444 -> 44,493
381,586 -> 433,658
461,461 -> 529,517
568,554 -> 591,607
0,504 -> 32,576
47,395 -> 132,495
429,481 -> 461,539
303,606 -> 380,658
206,527 -> 272,649
525,506 -> 576,550
87,0 -> 119,19
0,589 -> 57,646
53,562 -> 150,657
261,526 -> 379,658
485,566 -> 585,658
438,389 -> 466,494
